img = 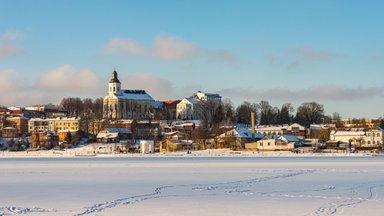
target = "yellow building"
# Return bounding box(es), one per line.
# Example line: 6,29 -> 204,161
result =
54,117 -> 80,131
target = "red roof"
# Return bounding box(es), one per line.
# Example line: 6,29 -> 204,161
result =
162,100 -> 181,107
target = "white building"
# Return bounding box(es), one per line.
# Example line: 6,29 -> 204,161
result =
103,70 -> 155,120
330,129 -> 383,147
192,91 -> 221,105
176,91 -> 222,120
28,118 -> 55,133
254,136 -> 294,151
176,98 -> 201,120
255,126 -> 286,136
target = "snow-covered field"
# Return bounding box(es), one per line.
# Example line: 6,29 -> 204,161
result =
0,157 -> 383,216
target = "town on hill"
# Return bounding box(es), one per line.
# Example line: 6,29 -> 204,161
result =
1,70 -> 384,154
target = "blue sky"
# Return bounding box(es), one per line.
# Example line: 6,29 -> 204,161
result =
0,0 -> 383,118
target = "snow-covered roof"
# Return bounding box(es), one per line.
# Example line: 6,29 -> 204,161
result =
96,132 -> 119,139
236,129 -> 263,139
185,97 -> 200,105
164,131 -> 185,136
3,127 -> 16,130
255,126 -> 285,131
58,129 -> 79,132
332,131 -> 365,136
106,128 -> 131,134
7,116 -> 29,120
281,135 -> 300,142
310,124 -> 335,130
117,90 -> 154,101
152,101 -> 164,109
7,106 -> 23,111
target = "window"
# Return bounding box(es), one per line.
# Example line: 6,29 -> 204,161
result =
113,87 -> 115,92
377,133 -> 381,137
260,143 -> 263,146
373,141 -> 376,144
267,142 -> 271,146
368,141 -> 371,144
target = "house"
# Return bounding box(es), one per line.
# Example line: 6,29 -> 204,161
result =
31,131 -> 59,149
176,98 -> 200,120
163,131 -> 186,140
276,135 -> 301,147
285,123 -> 307,138
245,136 -> 294,151
160,139 -> 192,152
309,124 -> 335,143
2,127 -> 17,138
106,127 -> 132,140
96,131 -> 119,143
216,128 -> 263,149
5,116 -> 29,135
57,130 -> 81,144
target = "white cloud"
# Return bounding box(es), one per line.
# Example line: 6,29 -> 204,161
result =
103,38 -> 144,55
152,36 -> 197,60
0,69 -> 49,106
102,34 -> 239,64
37,64 -> 103,94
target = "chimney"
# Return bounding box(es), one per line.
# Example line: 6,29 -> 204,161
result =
251,112 -> 255,142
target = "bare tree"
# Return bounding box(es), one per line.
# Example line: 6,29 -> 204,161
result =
295,102 -> 325,126
235,101 -> 258,125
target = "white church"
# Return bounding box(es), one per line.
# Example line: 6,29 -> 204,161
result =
103,70 -> 155,120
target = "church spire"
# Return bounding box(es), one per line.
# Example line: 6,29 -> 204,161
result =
109,70 -> 121,83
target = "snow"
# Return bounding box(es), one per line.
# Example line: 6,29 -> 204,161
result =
0,156 -> 383,215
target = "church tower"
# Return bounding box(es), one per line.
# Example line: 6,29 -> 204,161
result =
108,70 -> 121,96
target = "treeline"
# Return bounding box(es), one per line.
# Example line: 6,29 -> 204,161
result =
60,97 -> 104,119
58,97 -> 330,127
194,100 -> 329,128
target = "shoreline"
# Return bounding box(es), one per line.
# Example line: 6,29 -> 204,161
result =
0,148 -> 376,158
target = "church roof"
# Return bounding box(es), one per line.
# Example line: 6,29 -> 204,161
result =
117,90 -> 154,101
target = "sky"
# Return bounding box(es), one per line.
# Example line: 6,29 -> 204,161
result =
0,0 -> 383,118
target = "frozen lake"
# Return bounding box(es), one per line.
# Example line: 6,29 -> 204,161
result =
1,157 -> 383,216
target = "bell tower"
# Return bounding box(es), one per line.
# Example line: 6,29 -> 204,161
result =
108,70 -> 121,96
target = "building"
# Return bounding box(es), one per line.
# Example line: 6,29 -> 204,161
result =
192,91 -> 222,105
54,117 -> 80,132
31,131 -> 59,149
176,98 -> 200,120
2,127 -> 17,138
162,100 -> 181,119
5,116 -> 29,135
28,117 -> 81,133
330,128 -> 383,148
160,139 -> 192,152
216,128 -> 263,149
103,70 -> 155,120
285,123 -> 307,138
255,126 -> 285,136
245,136 -> 294,151
28,118 -> 55,133
57,130 -> 81,144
